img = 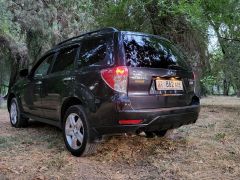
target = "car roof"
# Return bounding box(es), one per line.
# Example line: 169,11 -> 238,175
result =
40,28 -> 172,61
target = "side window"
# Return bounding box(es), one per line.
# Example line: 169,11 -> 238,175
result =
34,54 -> 54,78
77,37 -> 108,68
51,47 -> 77,73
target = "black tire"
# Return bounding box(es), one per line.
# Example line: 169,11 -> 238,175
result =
154,130 -> 168,137
144,131 -> 155,138
144,130 -> 168,138
9,98 -> 28,128
63,105 -> 98,157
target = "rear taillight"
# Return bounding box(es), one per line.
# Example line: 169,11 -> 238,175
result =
118,119 -> 143,125
101,66 -> 128,93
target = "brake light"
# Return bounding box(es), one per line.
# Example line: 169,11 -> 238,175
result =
118,119 -> 143,125
101,66 -> 128,93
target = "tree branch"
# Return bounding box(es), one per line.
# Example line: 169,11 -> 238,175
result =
220,36 -> 240,42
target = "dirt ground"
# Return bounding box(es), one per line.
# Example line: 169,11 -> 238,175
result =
0,96 -> 240,180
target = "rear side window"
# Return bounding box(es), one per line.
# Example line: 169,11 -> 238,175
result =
51,47 -> 78,73
34,54 -> 54,78
123,34 -> 189,70
77,36 -> 111,68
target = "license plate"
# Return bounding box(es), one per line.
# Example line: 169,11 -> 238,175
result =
155,79 -> 183,91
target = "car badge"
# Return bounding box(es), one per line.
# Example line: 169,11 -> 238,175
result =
168,70 -> 176,76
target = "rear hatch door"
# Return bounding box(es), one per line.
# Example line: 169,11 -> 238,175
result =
123,33 -> 195,109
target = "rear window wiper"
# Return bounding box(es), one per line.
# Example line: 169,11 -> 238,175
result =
167,65 -> 185,70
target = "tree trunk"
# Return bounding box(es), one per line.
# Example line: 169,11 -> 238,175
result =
237,90 -> 240,97
217,85 -> 220,94
0,35 -> 29,97
237,92 -> 240,97
145,2 -> 207,97
223,79 -> 230,96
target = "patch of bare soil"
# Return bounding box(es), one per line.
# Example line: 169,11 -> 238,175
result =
0,96 -> 240,179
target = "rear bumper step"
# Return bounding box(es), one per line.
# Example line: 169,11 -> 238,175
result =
95,104 -> 200,134
120,104 -> 199,113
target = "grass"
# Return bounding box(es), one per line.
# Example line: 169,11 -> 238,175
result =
0,96 -> 240,179
214,132 -> 226,141
0,136 -> 21,149
0,100 -> 7,109
46,153 -> 68,170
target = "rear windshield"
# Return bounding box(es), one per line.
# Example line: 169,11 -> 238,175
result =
123,34 -> 190,70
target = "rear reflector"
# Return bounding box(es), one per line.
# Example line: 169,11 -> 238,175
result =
118,119 -> 143,125
101,66 -> 128,93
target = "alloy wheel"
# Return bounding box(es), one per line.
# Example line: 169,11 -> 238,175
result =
65,113 -> 84,150
10,102 -> 18,125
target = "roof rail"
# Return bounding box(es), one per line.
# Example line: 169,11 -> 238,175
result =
56,27 -> 118,47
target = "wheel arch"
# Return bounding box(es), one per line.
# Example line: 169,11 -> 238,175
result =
7,93 -> 16,111
60,97 -> 83,126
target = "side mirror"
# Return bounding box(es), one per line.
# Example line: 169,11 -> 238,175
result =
19,69 -> 29,78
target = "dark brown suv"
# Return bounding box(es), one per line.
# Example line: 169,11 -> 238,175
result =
7,28 -> 200,156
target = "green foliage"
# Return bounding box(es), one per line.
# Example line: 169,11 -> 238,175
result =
175,0 -> 240,95
0,0 -> 239,96
0,0 -> 96,89
201,75 -> 217,89
95,0 -> 152,32
214,132 -> 226,141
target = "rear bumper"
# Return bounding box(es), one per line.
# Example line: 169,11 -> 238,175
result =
95,104 -> 200,135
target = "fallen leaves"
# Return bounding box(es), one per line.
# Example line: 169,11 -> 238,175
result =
0,96 -> 240,179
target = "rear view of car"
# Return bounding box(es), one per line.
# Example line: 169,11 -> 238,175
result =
124,33 -> 196,107
98,32 -> 200,137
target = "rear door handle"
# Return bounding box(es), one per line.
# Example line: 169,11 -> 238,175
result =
63,77 -> 74,81
62,77 -> 75,84
35,81 -> 42,85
